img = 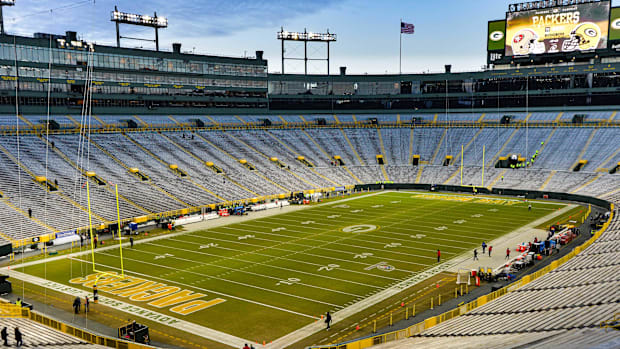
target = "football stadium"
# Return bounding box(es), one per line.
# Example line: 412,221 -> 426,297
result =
0,0 -> 618,348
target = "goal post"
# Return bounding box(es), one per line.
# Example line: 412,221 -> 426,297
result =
86,181 -> 126,280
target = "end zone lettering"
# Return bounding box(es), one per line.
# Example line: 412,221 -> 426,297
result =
69,272 -> 225,315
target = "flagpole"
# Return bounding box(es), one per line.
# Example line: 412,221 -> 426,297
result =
399,19 -> 402,74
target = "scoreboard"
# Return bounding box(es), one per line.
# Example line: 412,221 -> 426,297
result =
488,0 -> 619,64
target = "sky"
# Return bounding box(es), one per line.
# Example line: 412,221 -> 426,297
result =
3,0 -> 619,74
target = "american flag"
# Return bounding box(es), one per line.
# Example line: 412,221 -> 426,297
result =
401,22 -> 415,34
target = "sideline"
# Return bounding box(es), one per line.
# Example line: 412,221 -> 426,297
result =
269,201 -> 577,348
446,204 -> 577,272
2,190 -> 385,348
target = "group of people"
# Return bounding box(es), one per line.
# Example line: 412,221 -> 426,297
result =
72,296 -> 90,314
472,241 -> 511,261
1,327 -> 22,347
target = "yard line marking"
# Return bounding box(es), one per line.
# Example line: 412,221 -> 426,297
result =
105,247 -> 366,298
163,237 -> 401,281
63,257 -> 320,319
1,269 -> 254,349
87,252 -> 345,308
189,231 -> 430,268
217,225 -> 447,258
166,236 -> 405,281
145,241 -> 382,289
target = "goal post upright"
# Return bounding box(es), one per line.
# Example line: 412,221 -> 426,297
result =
115,184 -> 125,278
86,180 -> 126,283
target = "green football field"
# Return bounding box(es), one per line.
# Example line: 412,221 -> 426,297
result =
15,191 -> 566,346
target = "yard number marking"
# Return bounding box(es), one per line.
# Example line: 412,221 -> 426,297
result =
434,226 -> 448,231
334,204 -> 350,208
354,252 -> 373,259
471,214 -> 484,218
350,209 -> 364,213
317,264 -> 340,272
384,242 -> 402,249
453,219 -> 467,224
155,253 -> 174,260
272,227 -> 286,232
238,235 -> 255,240
410,234 -> 426,239
371,205 -> 384,208
327,215 -> 341,219
199,243 -> 219,249
301,220 -> 315,225
276,277 -> 301,286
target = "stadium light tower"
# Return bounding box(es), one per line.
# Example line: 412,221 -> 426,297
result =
0,0 -> 15,35
278,28 -> 336,75
110,6 -> 168,51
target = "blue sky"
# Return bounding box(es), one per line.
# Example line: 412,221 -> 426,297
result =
3,0 -> 619,74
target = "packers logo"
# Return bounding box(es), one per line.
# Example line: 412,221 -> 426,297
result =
490,31 -> 504,41
584,28 -> 598,37
612,18 -> 620,30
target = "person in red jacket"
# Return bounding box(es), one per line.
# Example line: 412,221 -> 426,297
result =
437,249 -> 441,262
505,248 -> 511,259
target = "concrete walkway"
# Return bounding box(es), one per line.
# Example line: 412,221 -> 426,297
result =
446,204 -> 576,273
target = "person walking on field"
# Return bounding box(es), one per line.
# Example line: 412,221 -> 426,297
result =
1,327 -> 7,346
437,249 -> 441,263
473,249 -> 479,261
14,327 -> 22,347
482,242 -> 487,254
488,245 -> 493,257
325,311 -> 332,330
506,248 -> 511,259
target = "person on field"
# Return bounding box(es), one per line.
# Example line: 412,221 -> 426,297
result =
130,237 -> 134,248
473,249 -> 478,261
14,327 -> 22,347
528,204 -> 532,211
437,249 -> 441,263
481,242 -> 487,254
243,344 -> 250,349
73,296 -> 81,314
506,248 -> 511,259
84,296 -> 90,313
488,245 -> 493,257
1,326 -> 7,346
325,311 -> 332,330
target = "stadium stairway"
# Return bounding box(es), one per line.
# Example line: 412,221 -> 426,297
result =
339,128 -> 365,166
264,130 -> 340,186
227,131 -> 322,189
87,137 -> 191,207
159,132 -> 260,196
37,134 -> 152,215
121,133 -> 226,202
0,141 -> 108,229
300,129 -> 362,184
192,131 -> 290,192
538,170 -> 557,190
429,128 -> 447,165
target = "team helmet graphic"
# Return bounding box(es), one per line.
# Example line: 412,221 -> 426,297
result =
511,29 -> 545,55
562,22 -> 602,51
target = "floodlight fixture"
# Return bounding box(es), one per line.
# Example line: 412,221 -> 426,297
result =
0,0 -> 15,35
278,28 -> 336,75
110,6 -> 167,51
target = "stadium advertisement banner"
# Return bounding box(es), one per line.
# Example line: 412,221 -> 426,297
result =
505,1 -> 610,56
610,7 -> 620,43
488,20 -> 507,51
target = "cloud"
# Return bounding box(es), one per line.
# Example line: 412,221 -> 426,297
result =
152,0 -> 341,38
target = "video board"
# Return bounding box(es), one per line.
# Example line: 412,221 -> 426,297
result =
506,0 -> 610,56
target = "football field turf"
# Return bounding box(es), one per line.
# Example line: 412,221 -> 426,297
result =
15,191 -> 566,346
